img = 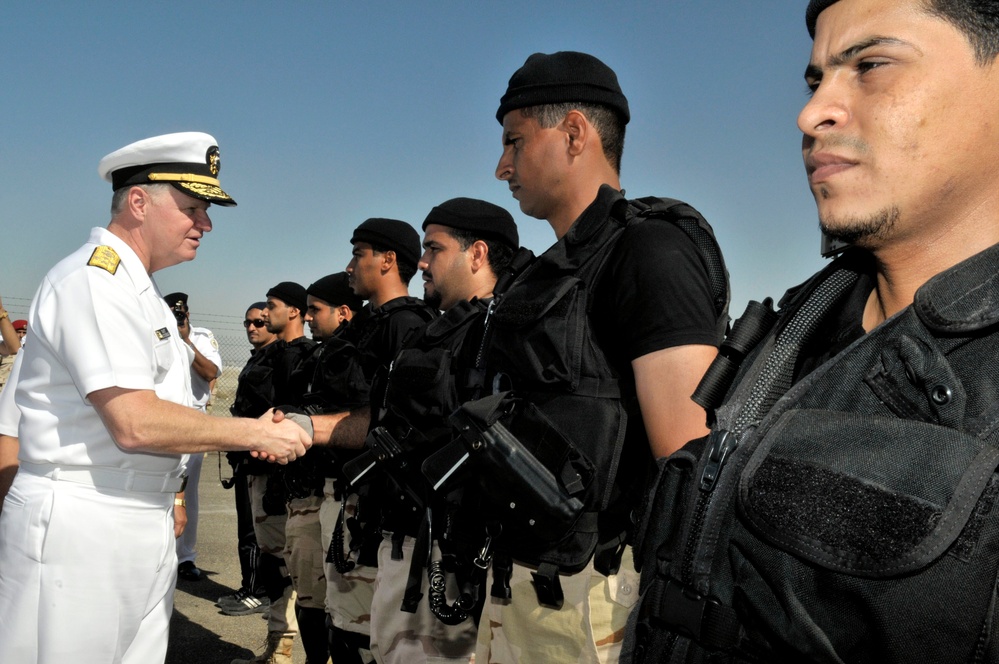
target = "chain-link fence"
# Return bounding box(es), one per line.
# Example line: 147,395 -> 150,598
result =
197,312 -> 256,419
2,296 -> 255,418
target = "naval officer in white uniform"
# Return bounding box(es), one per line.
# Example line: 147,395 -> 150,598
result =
0,132 -> 312,664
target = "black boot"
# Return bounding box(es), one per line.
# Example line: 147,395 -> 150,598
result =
327,615 -> 366,664
296,605 -> 331,664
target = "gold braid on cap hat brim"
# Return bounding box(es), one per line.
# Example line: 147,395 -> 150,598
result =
148,172 -> 222,186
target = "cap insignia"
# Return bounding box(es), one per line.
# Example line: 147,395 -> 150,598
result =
87,245 -> 121,275
207,146 -> 221,176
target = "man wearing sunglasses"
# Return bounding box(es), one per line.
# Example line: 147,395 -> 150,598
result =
244,304 -> 277,350
218,303 -> 281,618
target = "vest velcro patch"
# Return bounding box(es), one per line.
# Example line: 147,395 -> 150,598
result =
87,246 -> 121,275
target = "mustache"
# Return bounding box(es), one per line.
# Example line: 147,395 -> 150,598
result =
805,133 -> 870,156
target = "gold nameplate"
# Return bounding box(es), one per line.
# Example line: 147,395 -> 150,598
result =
87,246 -> 120,274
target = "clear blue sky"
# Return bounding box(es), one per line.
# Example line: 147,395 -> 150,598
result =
1,1 -> 825,345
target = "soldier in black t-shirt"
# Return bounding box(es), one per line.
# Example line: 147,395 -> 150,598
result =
471,51 -> 729,663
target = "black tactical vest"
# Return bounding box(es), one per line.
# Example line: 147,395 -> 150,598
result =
229,337 -> 315,477
351,297 -> 438,383
383,299 -> 488,445
629,244 -> 999,663
468,191 -> 729,579
300,333 -> 370,416
331,296 -> 438,568
278,333 -> 370,495
366,299 -> 489,534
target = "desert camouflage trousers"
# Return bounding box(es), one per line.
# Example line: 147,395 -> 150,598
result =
369,534 -> 477,664
285,495 -> 327,610
248,473 -> 298,634
320,478 -> 376,660
476,547 -> 639,664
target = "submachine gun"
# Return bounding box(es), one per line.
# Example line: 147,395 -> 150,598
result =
343,423 -> 481,625
421,389 -> 596,607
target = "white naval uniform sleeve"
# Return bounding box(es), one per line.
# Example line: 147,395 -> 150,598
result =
192,327 -> 222,377
0,351 -> 22,436
190,326 -> 222,409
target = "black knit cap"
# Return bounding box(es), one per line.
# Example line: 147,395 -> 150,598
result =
350,218 -> 422,270
163,291 -> 188,311
422,198 -> 519,250
307,272 -> 364,311
806,0 -> 840,38
496,51 -> 630,125
266,281 -> 308,314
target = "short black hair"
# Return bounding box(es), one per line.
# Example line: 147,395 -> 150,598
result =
369,242 -> 418,286
445,227 -> 516,277
519,102 -> 626,173
807,0 -> 999,64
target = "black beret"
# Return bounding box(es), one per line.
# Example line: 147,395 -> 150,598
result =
266,281 -> 308,314
422,198 -> 519,250
164,292 -> 188,310
497,51 -> 630,125
806,0 -> 840,38
307,272 -> 364,311
350,218 -> 421,269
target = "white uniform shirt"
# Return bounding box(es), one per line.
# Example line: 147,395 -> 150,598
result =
14,227 -> 192,472
0,351 -> 22,436
189,325 -> 222,411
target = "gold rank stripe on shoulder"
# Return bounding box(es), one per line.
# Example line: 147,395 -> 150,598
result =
87,245 -> 121,275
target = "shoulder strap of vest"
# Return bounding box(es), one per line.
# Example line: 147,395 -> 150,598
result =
377,296 -> 438,323
693,249 -> 868,417
418,299 -> 486,346
494,247 -> 536,298
624,196 -> 731,338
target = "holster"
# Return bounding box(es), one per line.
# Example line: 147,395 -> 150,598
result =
446,391 -> 591,545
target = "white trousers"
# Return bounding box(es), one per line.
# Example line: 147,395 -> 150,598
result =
0,471 -> 177,664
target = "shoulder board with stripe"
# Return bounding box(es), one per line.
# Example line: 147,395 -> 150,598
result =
87,245 -> 121,275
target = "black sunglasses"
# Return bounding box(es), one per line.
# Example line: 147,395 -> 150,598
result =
243,319 -> 266,329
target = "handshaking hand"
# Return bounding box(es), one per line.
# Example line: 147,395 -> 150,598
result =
252,408 -> 313,463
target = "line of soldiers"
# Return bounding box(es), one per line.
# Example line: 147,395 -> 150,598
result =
221,49 -> 729,664
6,0 -> 999,661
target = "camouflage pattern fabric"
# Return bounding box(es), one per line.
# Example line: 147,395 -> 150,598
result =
249,474 -> 298,634
476,548 -> 639,664
320,479 -> 376,644
284,495 -> 327,610
370,535 -> 476,664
